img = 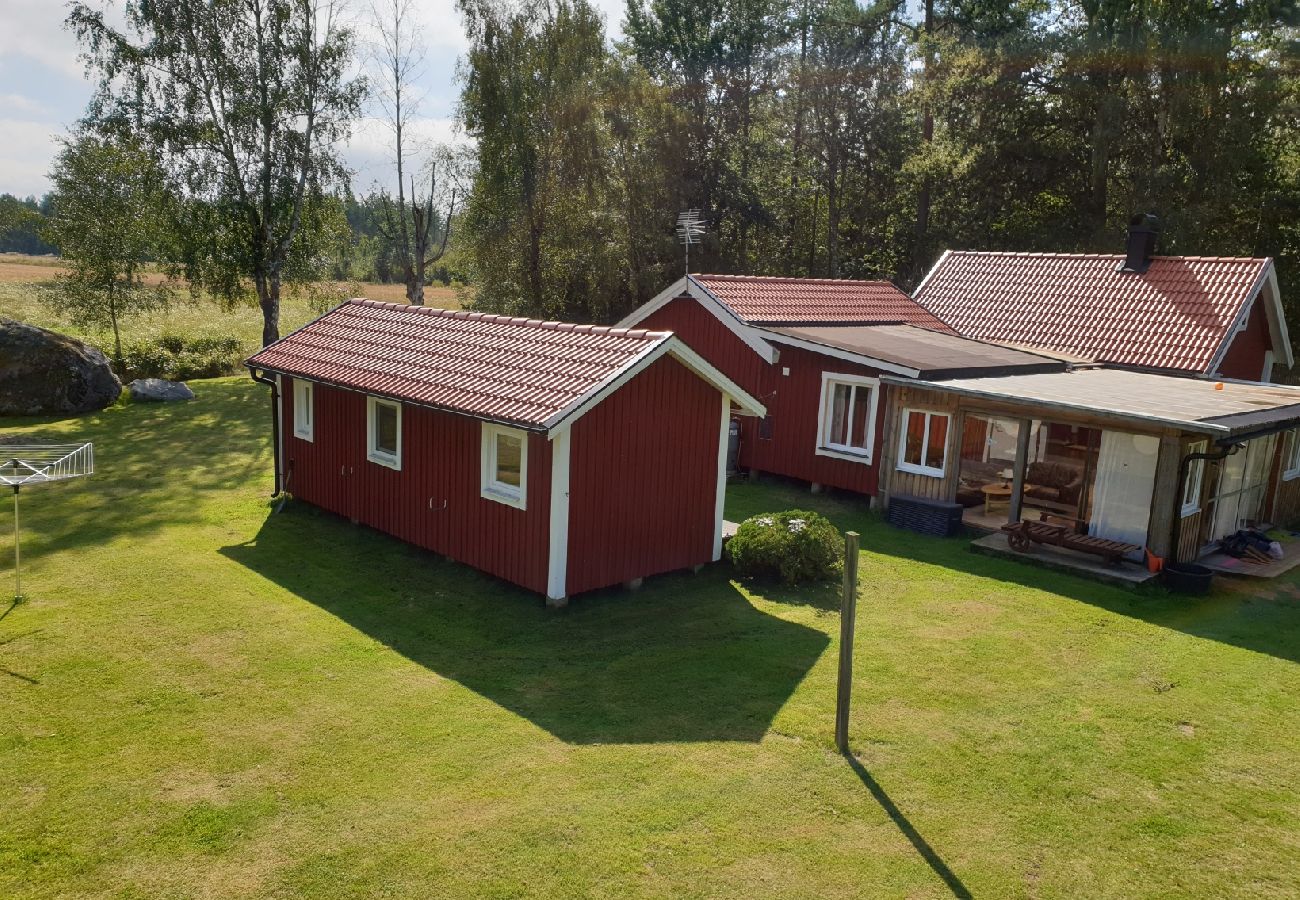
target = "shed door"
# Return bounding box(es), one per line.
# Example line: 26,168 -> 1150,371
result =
1089,431 -> 1159,549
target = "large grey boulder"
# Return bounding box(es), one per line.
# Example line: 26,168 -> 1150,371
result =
0,319 -> 121,416
129,378 -> 195,402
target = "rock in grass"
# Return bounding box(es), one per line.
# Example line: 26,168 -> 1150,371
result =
0,318 -> 122,416
128,378 -> 195,402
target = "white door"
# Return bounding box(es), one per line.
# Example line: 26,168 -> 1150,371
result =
1090,431 -> 1160,549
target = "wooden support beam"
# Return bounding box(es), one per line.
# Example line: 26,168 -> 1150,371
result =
1008,417 -> 1032,524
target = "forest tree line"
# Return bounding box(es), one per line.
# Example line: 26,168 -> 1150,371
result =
10,0 -> 1298,348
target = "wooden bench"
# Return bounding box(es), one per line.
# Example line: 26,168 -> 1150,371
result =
1001,515 -> 1139,567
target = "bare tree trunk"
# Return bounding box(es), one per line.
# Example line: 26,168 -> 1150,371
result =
911,0 -> 934,281
256,269 -> 280,346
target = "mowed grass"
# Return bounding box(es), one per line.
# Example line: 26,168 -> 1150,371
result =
0,253 -> 463,355
1,379 -> 1299,898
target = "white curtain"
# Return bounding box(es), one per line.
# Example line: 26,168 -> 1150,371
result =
1090,431 -> 1160,549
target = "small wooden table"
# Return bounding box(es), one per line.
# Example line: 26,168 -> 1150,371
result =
980,483 -> 1013,516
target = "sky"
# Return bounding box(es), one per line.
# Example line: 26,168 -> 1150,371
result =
0,0 -> 628,198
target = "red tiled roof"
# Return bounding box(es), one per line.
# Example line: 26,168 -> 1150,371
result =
913,252 -> 1272,373
693,274 -> 956,332
247,300 -> 670,429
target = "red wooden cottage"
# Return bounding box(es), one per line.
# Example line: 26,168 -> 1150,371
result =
246,300 -> 765,606
913,246 -> 1291,381
617,274 -> 1061,502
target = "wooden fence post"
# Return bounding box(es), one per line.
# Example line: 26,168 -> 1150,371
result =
835,530 -> 860,753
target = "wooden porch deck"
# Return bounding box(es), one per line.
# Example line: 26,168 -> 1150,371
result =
970,532 -> 1158,588
1199,534 -> 1300,579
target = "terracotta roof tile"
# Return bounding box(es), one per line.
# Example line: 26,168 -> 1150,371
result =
913,252 -> 1271,373
693,274 -> 956,332
247,300 -> 670,428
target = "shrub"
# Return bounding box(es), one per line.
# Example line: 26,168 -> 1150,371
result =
121,333 -> 245,381
726,509 -> 843,585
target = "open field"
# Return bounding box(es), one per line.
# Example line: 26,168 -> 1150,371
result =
0,253 -> 463,354
1,379 -> 1298,897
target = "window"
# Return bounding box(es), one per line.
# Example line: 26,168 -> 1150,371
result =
1181,440 -> 1206,516
482,423 -> 528,509
366,397 -> 401,470
292,379 -> 313,441
897,408 -> 950,477
1283,429 -> 1300,481
815,373 -> 879,463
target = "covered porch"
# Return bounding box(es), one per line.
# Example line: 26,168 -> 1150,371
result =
880,368 -> 1300,577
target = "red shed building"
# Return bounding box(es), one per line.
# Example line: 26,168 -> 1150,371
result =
246,300 -> 765,605
618,274 -> 1062,501
913,248 -> 1291,381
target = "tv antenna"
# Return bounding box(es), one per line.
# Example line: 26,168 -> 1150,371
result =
0,443 -> 94,602
676,210 -> 706,276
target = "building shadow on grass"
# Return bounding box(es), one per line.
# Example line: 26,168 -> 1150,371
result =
221,507 -> 830,744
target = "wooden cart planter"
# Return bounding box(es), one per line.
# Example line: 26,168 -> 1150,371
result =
1002,517 -> 1139,567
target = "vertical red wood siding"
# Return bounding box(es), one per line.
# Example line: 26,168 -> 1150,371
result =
565,355 -> 721,594
637,297 -> 771,395
1217,299 -> 1274,381
636,296 -> 885,497
282,377 -> 553,594
748,343 -> 886,495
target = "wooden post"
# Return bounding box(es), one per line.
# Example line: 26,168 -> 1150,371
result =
1008,418 -> 1032,524
835,530 -> 860,754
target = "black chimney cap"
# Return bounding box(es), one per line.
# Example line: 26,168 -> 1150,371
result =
1119,213 -> 1160,274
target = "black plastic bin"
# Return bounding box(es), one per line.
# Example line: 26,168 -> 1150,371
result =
1163,562 -> 1214,595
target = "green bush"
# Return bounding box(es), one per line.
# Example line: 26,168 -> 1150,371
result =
726,509 -> 843,585
121,333 -> 245,381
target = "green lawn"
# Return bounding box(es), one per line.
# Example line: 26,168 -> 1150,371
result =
1,378 -> 1298,898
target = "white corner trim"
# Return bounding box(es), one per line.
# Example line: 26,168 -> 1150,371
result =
757,328 -> 920,378
813,372 -> 880,465
713,393 -> 730,561
616,275 -> 779,365
481,422 -> 529,510
547,427 -> 571,600
1263,264 -> 1293,368
543,336 -> 766,437
366,396 -> 402,470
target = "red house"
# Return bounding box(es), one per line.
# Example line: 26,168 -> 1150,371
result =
913,248 -> 1292,381
246,300 -> 764,605
618,274 -> 1062,502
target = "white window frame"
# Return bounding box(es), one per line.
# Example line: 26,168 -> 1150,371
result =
815,373 -> 879,464
481,422 -> 528,510
292,379 -> 314,442
1181,439 -> 1207,516
896,408 -> 950,478
1283,429 -> 1300,481
366,396 -> 402,470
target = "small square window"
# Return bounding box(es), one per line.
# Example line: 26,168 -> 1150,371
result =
366,397 -> 401,470
1284,430 -> 1300,481
292,379 -> 313,441
482,423 -> 528,509
897,408 -> 950,478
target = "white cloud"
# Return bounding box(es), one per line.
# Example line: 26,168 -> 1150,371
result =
0,118 -> 68,196
346,114 -> 469,193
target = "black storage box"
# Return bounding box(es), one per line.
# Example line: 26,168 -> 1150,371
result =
887,494 -> 965,537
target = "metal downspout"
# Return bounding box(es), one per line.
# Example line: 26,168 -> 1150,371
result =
248,368 -> 282,496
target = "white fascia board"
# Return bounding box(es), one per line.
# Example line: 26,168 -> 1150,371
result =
909,248 -> 952,303
616,275 -> 779,365
1208,260 -> 1289,373
756,328 -> 920,378
542,336 -> 766,437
